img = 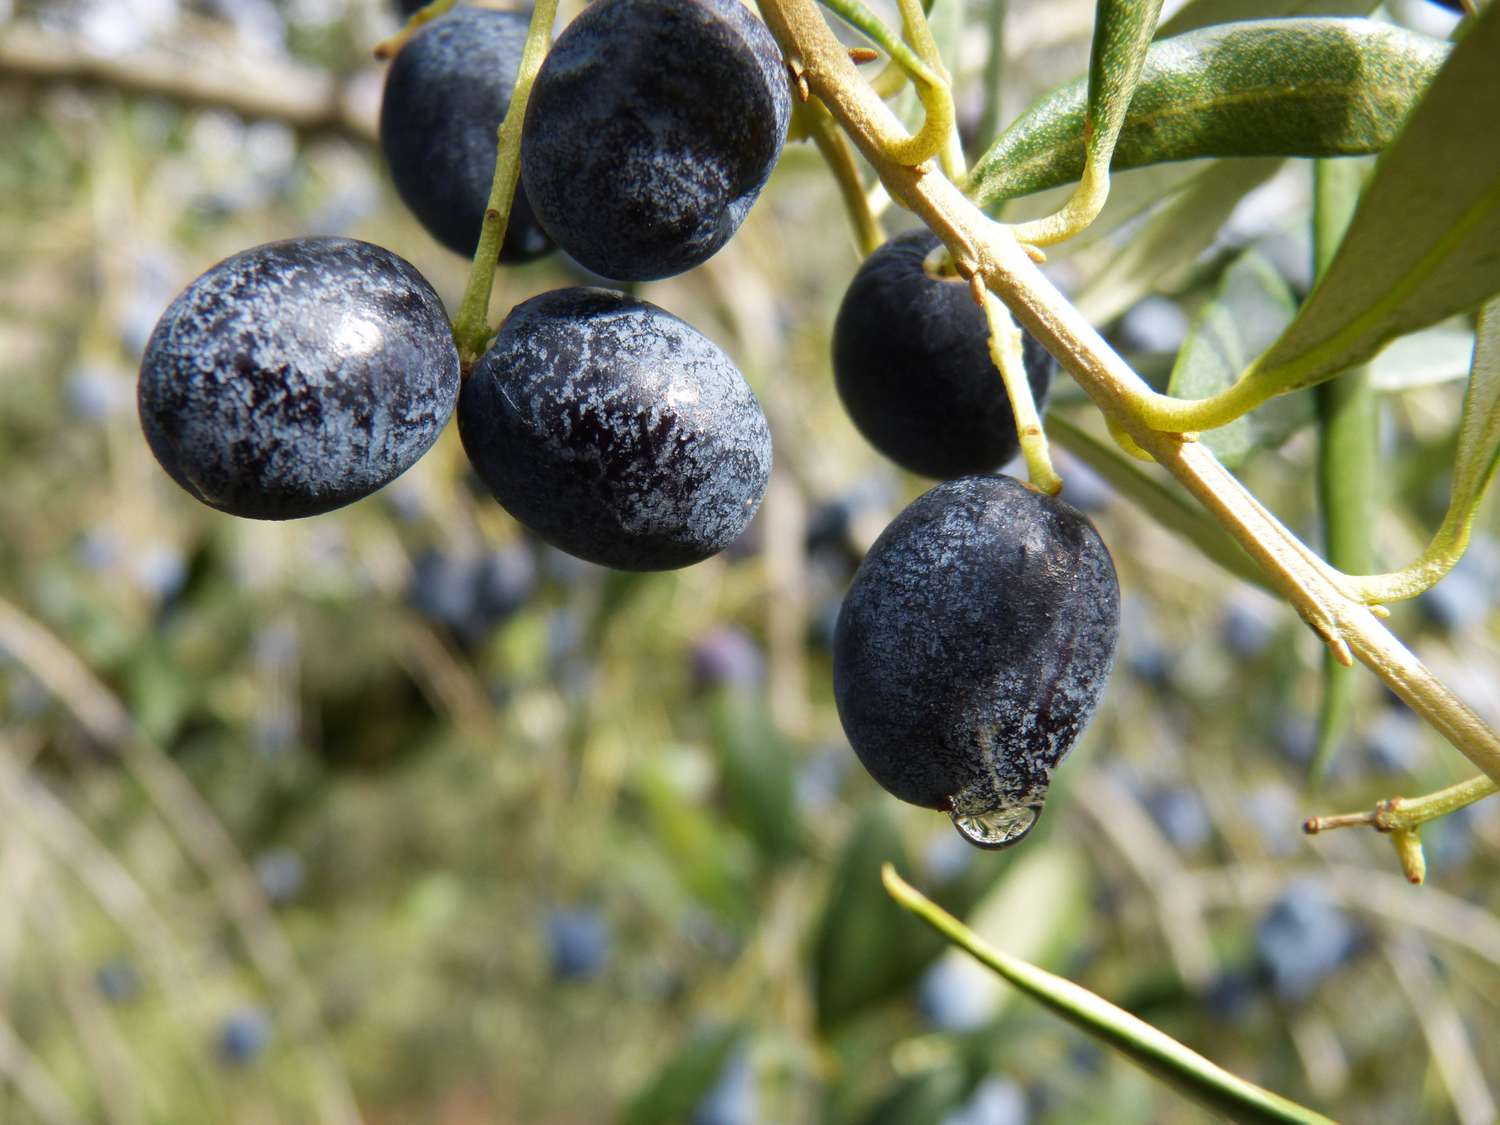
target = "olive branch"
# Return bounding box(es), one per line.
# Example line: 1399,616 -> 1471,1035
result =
753,0 -> 1500,797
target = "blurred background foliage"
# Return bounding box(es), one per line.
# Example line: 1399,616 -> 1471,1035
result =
1,0 -> 1498,1122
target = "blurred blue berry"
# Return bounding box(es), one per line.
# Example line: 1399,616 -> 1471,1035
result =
1143,786 -> 1213,851
216,1009 -> 272,1065
692,1048 -> 757,1125
1362,709 -> 1424,774
690,626 -> 764,692
942,1077 -> 1029,1125
548,908 -> 610,981
95,958 -> 141,1004
254,847 -> 305,905
1254,880 -> 1356,1001
1220,599 -> 1275,659
918,959 -> 992,1033
132,543 -> 187,602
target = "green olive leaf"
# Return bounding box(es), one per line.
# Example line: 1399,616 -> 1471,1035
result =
1160,0 -> 1375,39
1241,4 -> 1500,395
1073,158 -> 1283,326
1083,0 -> 1165,173
1167,250 -> 1308,468
965,19 -> 1448,207
883,866 -> 1337,1125
1446,299 -> 1500,549
1046,412 -> 1271,590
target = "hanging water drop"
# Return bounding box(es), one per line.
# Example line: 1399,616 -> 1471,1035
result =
950,804 -> 1040,850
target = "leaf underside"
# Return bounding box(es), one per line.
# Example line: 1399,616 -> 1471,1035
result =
967,19 -> 1448,206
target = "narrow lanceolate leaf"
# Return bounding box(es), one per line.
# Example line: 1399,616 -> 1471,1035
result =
1047,411 -> 1271,589
883,866 -> 1337,1125
1008,0 -> 1163,242
1083,0 -> 1165,172
1244,3 -> 1500,394
1167,249 -> 1306,468
1447,300 -> 1500,548
965,19 -> 1447,206
1160,0 -> 1374,39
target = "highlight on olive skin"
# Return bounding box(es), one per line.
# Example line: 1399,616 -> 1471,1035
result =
520,0 -> 792,282
832,474 -> 1120,848
832,229 -> 1056,480
458,287 -> 773,571
136,237 -> 460,521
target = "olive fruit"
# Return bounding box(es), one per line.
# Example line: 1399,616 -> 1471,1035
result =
832,229 -> 1056,479
520,0 -> 792,281
458,287 -> 772,570
137,237 -> 459,520
379,5 -> 553,262
832,474 -> 1119,848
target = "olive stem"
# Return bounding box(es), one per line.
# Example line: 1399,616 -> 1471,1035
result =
800,99 -> 885,257
451,0 -> 560,366
981,290 -> 1062,494
882,864 -> 1337,1123
373,0 -> 459,60
754,0 -> 1500,787
1303,773 -> 1498,837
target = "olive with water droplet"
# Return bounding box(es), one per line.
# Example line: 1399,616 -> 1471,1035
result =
832,474 -> 1119,848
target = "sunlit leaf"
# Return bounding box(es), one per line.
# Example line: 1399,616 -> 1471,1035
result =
1168,250 -> 1307,467
966,19 -> 1446,206
883,866 -> 1337,1124
1244,4 -> 1500,394
1073,158 -> 1282,325
1160,0 -> 1374,38
1047,412 -> 1271,589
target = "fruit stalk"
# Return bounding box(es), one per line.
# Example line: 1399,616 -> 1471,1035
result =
754,0 -> 1500,786
452,0 -> 560,365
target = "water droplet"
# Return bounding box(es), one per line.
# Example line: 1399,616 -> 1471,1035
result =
950,804 -> 1039,850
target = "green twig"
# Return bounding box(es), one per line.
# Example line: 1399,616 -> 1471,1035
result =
813,0 -> 954,166
801,100 -> 884,256
1310,158 -> 1375,784
978,285 -> 1061,493
882,865 -> 1336,1124
451,0 -> 560,365
373,0 -> 458,60
1304,773 -> 1499,837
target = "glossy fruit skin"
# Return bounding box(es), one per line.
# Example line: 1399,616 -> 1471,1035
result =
833,475 -> 1118,825
520,0 -> 791,281
832,230 -> 1057,479
137,237 -> 459,520
459,288 -> 772,570
380,6 -> 552,263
